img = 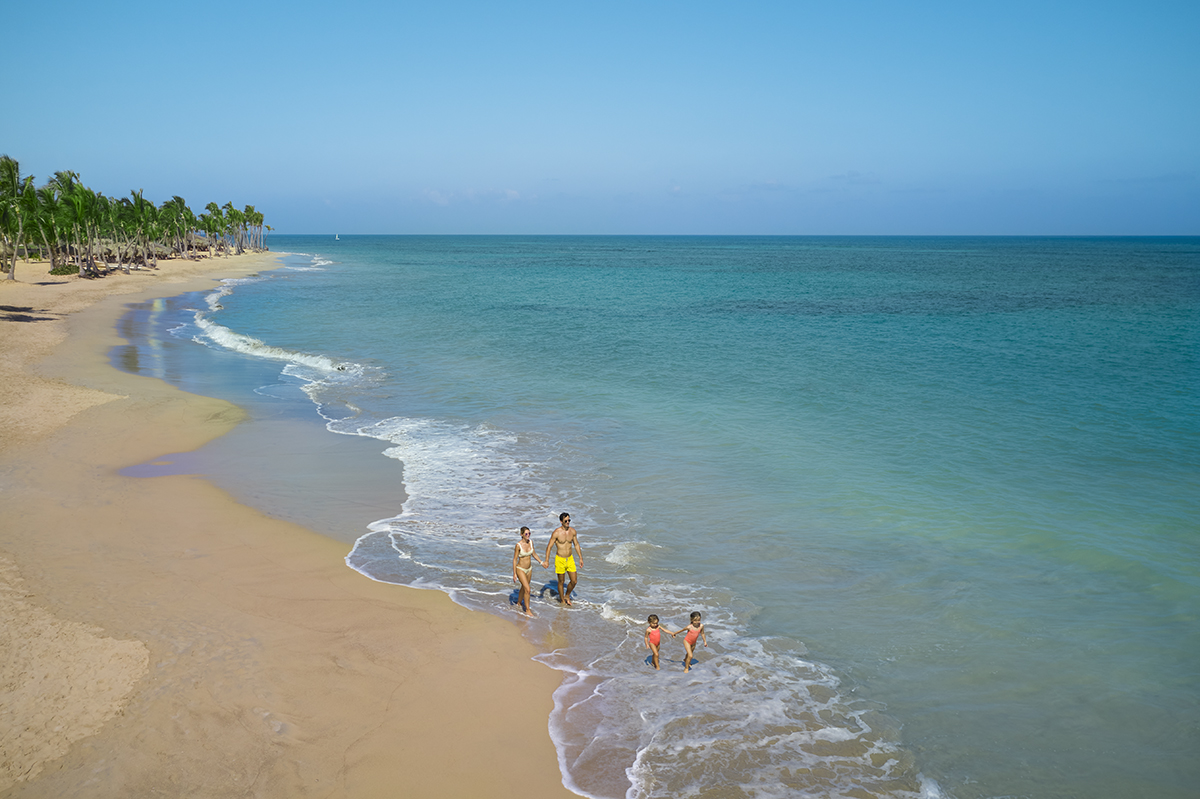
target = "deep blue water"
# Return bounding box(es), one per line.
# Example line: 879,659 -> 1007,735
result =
116,236 -> 1200,799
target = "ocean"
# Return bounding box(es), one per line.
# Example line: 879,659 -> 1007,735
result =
114,236 -> 1200,799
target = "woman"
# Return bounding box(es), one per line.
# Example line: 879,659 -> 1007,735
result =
512,526 -> 547,616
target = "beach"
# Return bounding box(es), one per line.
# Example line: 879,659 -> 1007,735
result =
0,256 -> 575,798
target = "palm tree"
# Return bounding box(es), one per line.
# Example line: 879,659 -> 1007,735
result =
144,195 -> 163,268
92,193 -> 112,270
59,179 -> 95,276
243,204 -> 256,250
159,196 -> 194,258
104,195 -> 135,274
0,155 -> 35,281
204,202 -> 227,256
198,210 -> 218,257
15,172 -> 39,271
182,204 -> 199,258
223,202 -> 247,254
243,204 -> 265,251
31,184 -> 63,271
42,171 -> 80,272
80,188 -> 103,276
128,189 -> 161,269
0,156 -> 21,274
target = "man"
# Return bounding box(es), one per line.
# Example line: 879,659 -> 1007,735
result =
544,512 -> 583,606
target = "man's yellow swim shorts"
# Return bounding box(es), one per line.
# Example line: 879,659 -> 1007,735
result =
555,555 -> 576,574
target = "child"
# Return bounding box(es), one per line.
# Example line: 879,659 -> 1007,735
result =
673,611 -> 708,672
644,615 -> 675,670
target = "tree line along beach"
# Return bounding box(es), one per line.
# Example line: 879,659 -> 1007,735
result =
1,155 -> 267,279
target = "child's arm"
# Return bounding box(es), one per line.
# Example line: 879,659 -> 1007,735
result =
644,628 -> 650,649
701,625 -> 708,646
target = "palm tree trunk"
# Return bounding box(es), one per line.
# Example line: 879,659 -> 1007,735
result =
38,229 -> 55,270
8,218 -> 26,281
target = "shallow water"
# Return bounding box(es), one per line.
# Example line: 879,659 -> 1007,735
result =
115,236 -> 1200,798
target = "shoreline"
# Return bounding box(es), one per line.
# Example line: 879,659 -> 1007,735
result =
0,257 -> 576,797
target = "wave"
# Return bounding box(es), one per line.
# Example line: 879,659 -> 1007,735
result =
192,315 -> 361,376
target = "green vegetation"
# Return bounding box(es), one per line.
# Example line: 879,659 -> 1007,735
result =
0,154 -> 268,280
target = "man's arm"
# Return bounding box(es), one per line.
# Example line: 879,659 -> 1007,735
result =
573,530 -> 583,565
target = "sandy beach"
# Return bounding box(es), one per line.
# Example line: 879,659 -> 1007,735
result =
0,256 -> 575,797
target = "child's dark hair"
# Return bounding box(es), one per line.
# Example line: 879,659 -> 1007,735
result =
648,614 -> 659,624
690,611 -> 702,622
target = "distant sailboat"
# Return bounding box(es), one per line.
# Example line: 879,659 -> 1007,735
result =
335,234 -> 340,240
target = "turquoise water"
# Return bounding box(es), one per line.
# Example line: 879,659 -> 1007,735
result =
116,236 -> 1200,798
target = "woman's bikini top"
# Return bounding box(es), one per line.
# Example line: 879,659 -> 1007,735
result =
517,543 -> 534,559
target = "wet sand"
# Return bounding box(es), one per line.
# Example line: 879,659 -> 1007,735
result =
0,255 -> 574,797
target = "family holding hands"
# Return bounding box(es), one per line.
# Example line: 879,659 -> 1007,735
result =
511,513 -> 708,672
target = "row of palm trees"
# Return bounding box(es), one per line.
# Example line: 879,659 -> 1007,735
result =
0,155 -> 268,281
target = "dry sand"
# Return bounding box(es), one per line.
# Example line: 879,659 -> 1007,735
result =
0,256 -> 576,797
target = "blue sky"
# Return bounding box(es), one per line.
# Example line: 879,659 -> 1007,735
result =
3,0 -> 1197,234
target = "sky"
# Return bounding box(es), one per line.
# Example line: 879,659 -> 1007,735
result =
3,0 -> 1197,235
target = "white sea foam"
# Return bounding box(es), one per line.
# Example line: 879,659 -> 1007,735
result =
598,604 -> 645,625
606,541 -> 653,567
203,276 -> 266,312
189,273 -> 373,379
264,252 -> 327,271
193,315 -> 357,375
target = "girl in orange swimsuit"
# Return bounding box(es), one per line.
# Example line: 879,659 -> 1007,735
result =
673,612 -> 708,672
644,615 -> 675,670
